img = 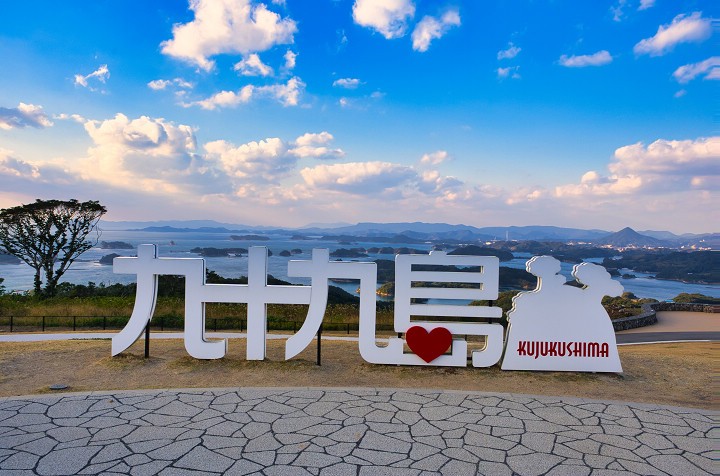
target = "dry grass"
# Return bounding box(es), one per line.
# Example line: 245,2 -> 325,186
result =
0,338 -> 716,410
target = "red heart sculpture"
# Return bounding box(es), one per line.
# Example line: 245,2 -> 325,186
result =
406,326 -> 452,363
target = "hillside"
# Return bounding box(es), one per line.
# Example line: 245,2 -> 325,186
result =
595,227 -> 669,248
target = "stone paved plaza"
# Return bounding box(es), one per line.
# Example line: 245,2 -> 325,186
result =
0,387 -> 716,475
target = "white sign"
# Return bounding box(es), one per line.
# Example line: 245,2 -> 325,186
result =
501,256 -> 623,372
113,246 -> 623,373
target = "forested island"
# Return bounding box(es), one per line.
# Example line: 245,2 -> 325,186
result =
602,250 -> 719,284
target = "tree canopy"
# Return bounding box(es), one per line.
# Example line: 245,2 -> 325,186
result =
0,199 -> 107,297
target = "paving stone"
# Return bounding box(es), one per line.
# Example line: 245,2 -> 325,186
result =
328,424 -> 367,443
47,400 -> 94,419
618,459 -> 669,475
124,453 -> 152,466
352,448 -> 407,465
36,446 -> 101,475
507,453 -> 564,476
648,454 -> 713,475
91,425 -> 137,442
521,432 -> 555,453
14,436 -> 57,456
1,414 -> 52,427
599,443 -> 644,462
91,441 -> 132,464
584,454 -> 613,469
78,461 -> 117,474
683,452 -> 716,474
319,462 -> 359,476
123,426 -> 187,443
226,458 -> 264,475
545,464 -> 591,476
1,452 -> 40,470
419,406 -> 465,421
243,450 -> 276,466
464,430 -> 516,450
533,407 -> 582,426
173,446 -> 234,472
147,438 -> 201,460
465,445 -> 506,462
276,453 -> 298,465
668,435 -> 717,453
358,466 -> 420,475
359,431 -> 411,454
590,433 -> 641,450
1,389 -> 716,476
301,423 -> 343,437
158,468 -> 214,475
55,436 -> 91,450
476,461 -> 513,476
293,452 -> 342,468
274,416 -> 327,433
245,432 -> 282,452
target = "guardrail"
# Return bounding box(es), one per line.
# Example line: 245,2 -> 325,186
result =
2,302 -> 715,334
0,315 -> 380,335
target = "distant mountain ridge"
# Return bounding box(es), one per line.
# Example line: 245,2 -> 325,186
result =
594,227 -> 669,247
99,220 -> 715,245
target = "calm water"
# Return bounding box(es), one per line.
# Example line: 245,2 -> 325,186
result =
1,231 -> 717,301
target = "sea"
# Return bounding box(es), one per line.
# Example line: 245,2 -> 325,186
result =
1,230 -> 717,302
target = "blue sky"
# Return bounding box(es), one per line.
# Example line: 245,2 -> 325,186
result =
0,0 -> 717,233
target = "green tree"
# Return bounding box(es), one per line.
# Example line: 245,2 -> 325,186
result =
0,199 -> 107,297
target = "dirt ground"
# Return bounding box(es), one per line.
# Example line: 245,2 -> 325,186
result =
0,338 -> 716,410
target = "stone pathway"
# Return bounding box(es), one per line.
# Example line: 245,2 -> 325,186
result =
0,388 -> 716,475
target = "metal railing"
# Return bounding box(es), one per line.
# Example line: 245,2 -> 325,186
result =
0,315 -> 384,335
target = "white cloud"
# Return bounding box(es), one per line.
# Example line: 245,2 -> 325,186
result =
190,86 -> 255,110
352,0 -> 415,39
559,50 -> 613,67
290,132 -> 345,160
497,66 -> 520,79
610,0 -> 628,22
160,0 -> 296,71
79,114 -> 201,193
555,136 -> 720,197
0,151 -> 41,179
497,42 -> 520,60
674,89 -> 687,98
0,103 -> 53,130
411,10 -> 461,52
55,113 -> 86,123
333,78 -> 362,89
74,64 -> 109,88
187,76 -> 304,109
301,161 -> 416,194
634,12 -> 711,57
261,76 -> 304,106
284,50 -> 296,70
673,57 -> 720,83
418,169 -> 462,193
638,0 -> 655,11
148,79 -> 172,90
204,137 -> 295,182
147,78 -> 194,91
420,150 -> 449,165
233,53 -> 274,76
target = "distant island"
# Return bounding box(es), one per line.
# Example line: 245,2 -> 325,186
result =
230,234 -> 270,241
100,241 -> 133,250
0,253 -> 22,265
190,247 -> 247,257
602,250 -> 719,284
